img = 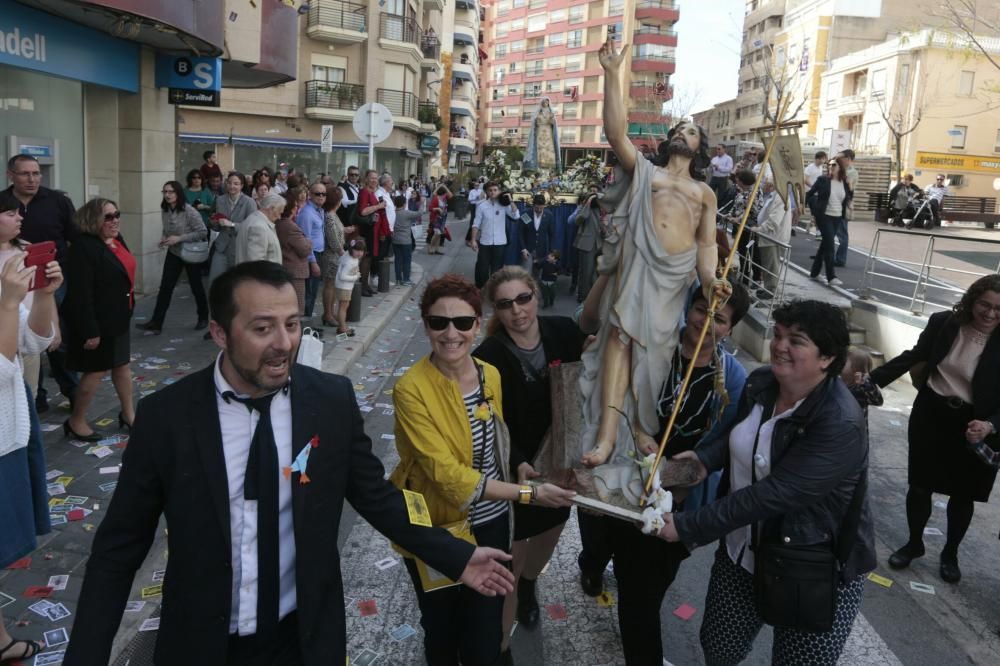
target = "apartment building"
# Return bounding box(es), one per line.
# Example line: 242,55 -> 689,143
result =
178,0 -> 476,181
817,29 -> 1000,199
480,0 -> 679,165
696,0 -> 948,146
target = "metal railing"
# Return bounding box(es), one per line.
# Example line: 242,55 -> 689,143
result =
860,228 -> 1000,314
636,0 -> 677,9
377,88 -> 418,118
307,0 -> 367,32
526,45 -> 545,55
421,39 -> 441,59
719,219 -> 792,320
634,26 -> 677,37
379,13 -> 421,45
633,54 -> 676,64
305,80 -> 365,110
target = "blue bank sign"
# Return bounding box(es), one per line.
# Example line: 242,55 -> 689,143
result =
0,0 -> 139,92
155,55 -> 222,92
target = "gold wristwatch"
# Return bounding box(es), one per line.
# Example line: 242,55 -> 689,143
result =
518,485 -> 533,505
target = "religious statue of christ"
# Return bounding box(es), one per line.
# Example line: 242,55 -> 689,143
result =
578,40 -> 728,478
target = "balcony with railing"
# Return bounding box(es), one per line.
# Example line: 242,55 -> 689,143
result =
634,25 -> 678,47
306,0 -> 368,44
418,101 -> 442,132
632,54 -> 676,74
454,26 -> 477,46
629,81 -> 674,99
304,80 -> 366,120
635,0 -> 680,23
377,88 -> 422,132
379,13 -> 423,60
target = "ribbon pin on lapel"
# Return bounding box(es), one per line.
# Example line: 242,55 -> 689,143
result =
284,435 -> 320,484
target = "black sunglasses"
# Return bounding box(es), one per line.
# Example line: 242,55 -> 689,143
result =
311,191 -> 327,197
494,292 -> 533,310
103,211 -> 122,221
425,315 -> 478,331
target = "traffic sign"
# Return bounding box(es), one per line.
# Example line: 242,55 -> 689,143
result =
353,103 -> 394,168
321,125 -> 333,153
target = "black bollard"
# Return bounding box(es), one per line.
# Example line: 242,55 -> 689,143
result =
378,259 -> 391,293
347,282 -> 362,323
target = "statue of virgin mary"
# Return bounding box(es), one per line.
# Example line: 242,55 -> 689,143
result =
523,97 -> 562,173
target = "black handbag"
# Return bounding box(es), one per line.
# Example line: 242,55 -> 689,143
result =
351,195 -> 376,230
749,412 -> 867,633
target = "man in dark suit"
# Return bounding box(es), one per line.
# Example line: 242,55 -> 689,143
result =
65,261 -> 514,666
519,194 -> 556,275
337,167 -> 361,226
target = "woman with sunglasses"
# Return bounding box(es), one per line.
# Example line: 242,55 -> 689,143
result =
62,199 -> 136,440
135,180 -> 209,336
472,266 -> 587,653
804,156 -> 851,287
183,168 -> 214,228
870,274 -> 1000,584
390,274 -> 575,666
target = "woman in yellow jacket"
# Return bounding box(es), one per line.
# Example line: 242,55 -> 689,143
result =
392,274 -> 575,666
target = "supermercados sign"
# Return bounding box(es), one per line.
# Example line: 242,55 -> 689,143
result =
916,151 -> 1000,175
0,0 -> 139,92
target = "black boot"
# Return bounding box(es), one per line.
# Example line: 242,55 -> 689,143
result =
517,577 -> 540,628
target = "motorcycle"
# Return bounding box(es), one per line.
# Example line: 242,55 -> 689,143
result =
890,189 -> 934,229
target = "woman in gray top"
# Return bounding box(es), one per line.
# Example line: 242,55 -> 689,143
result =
208,172 -> 256,287
392,194 -> 421,286
136,180 -> 208,334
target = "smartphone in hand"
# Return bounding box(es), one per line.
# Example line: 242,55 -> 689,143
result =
24,241 -> 56,291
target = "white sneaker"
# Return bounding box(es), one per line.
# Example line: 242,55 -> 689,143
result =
828,277 -> 844,286
810,275 -> 827,284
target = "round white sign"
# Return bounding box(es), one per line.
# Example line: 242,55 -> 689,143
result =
353,103 -> 394,145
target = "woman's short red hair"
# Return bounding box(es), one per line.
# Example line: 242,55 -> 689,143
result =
420,273 -> 482,318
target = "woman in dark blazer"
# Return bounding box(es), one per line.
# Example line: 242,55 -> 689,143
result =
871,274 -> 1000,583
805,156 -> 852,286
473,265 -> 587,655
275,194 -> 314,315
62,198 -> 136,441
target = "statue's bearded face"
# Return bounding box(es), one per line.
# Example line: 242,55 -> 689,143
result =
667,123 -> 700,159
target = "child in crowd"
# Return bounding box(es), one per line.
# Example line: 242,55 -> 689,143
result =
334,239 -> 366,337
540,250 -> 560,308
841,347 -> 883,417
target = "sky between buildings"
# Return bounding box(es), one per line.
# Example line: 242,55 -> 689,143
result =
674,0 -> 744,116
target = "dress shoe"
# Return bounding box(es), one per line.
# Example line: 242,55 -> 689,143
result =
517,577 -> 540,628
194,318 -> 208,330
62,419 -> 102,442
888,542 -> 925,569
362,286 -> 376,297
135,321 -> 162,335
940,553 -> 961,583
500,648 -> 514,666
119,411 -> 133,431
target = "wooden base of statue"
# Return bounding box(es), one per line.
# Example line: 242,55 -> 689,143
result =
532,361 -> 703,523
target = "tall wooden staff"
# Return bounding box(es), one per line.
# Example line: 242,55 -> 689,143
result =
641,95 -> 794,502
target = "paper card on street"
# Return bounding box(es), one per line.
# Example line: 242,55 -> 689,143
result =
45,469 -> 64,481
152,569 -> 166,582
673,603 -> 697,620
46,483 -> 66,496
49,515 -> 68,525
923,527 -> 944,536
910,581 -> 936,595
380,433 -> 395,440
95,418 -> 114,427
28,600 -> 54,617
86,445 -> 114,458
545,603 -> 568,620
139,617 -> 160,632
44,627 -> 69,648
24,586 -> 54,598
360,405 -> 374,413
389,623 -> 416,641
98,481 -> 118,493
358,599 -> 378,616
867,572 -> 893,588
40,423 -> 62,432
49,504 -> 72,514
124,600 -> 146,612
596,591 -> 615,607
0,592 -> 15,609
47,575 -> 69,591
351,648 -> 382,666
382,409 -> 394,416
401,489 -> 432,527
374,557 -> 398,571
141,584 -> 163,599
45,603 -> 71,621
67,509 -> 85,521
64,496 -> 88,505
34,650 -> 66,665
99,466 -> 120,474
6,556 -> 31,569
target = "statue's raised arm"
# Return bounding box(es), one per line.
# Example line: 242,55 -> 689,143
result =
599,39 -> 636,174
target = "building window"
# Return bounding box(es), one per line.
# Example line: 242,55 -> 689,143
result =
495,43 -> 507,57
959,71 -> 975,96
547,56 -> 563,70
510,61 -> 518,72
565,56 -> 583,72
549,32 -> 564,46
560,128 -> 577,144
528,60 -> 544,76
549,9 -> 566,22
567,30 -> 583,48
607,22 -> 623,42
562,103 -> 579,119
497,1 -> 512,16
311,65 -> 345,83
491,108 -> 504,121
870,69 -> 886,98
496,22 -> 508,38
569,6 -> 585,23
950,125 -> 968,149
511,18 -> 524,31
513,0 -> 526,7
864,122 -> 881,149
825,81 -> 837,106
511,40 -> 525,52
995,129 -> 1000,152
898,63 -> 910,96
507,85 -> 521,96
529,0 -> 545,7
609,0 -> 625,16
527,14 -> 545,32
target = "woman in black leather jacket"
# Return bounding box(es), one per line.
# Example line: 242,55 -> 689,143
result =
658,300 -> 875,665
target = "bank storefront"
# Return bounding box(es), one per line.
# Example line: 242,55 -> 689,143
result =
0,0 -> 139,205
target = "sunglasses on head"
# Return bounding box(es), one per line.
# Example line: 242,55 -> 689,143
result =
103,211 -> 121,221
494,292 -> 533,310
425,315 -> 478,331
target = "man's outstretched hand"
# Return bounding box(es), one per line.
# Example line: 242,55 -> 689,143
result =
459,547 -> 515,596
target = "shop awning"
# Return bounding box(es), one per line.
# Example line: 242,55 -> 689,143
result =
450,107 -> 473,117
451,144 -> 475,154
453,70 -> 475,83
178,132 -> 368,151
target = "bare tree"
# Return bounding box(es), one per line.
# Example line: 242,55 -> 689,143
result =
873,87 -> 924,183
751,44 -> 807,127
936,0 -> 1000,74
